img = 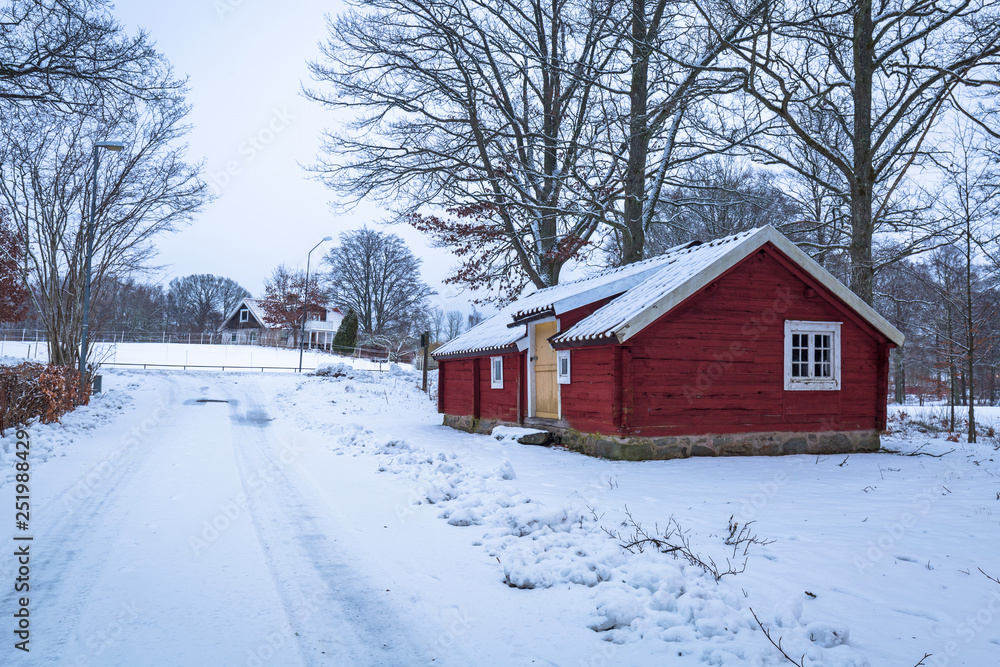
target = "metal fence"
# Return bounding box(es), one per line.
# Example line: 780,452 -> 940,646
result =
0,329 -> 424,365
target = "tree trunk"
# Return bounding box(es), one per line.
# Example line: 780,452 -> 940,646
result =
947,309 -> 956,433
622,0 -> 652,265
966,230 -> 976,442
893,347 -> 905,404
850,0 -> 876,305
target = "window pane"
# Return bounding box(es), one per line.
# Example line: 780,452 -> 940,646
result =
813,334 -> 831,378
791,333 -> 809,377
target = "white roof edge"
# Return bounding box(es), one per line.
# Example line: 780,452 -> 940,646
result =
614,226 -> 904,347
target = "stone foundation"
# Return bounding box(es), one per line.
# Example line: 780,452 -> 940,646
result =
441,414 -> 880,460
443,414 -> 511,437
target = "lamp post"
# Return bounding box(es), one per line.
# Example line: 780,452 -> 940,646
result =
298,236 -> 332,373
79,140 -> 124,395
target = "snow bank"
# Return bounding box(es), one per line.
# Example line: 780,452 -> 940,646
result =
270,367 -> 1000,664
0,384 -> 134,485
276,371 -> 876,665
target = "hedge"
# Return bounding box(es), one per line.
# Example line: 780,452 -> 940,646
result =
0,363 -> 88,435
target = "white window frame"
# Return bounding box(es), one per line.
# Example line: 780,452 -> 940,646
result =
556,349 -> 571,384
240,308 -> 249,323
490,356 -> 504,389
784,320 -> 841,391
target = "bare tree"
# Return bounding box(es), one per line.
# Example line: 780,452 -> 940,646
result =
93,277 -> 169,338
308,0 -> 625,301
308,0 -> 776,299
0,91 -> 207,367
324,227 -> 434,337
705,0 -> 1000,303
445,310 -> 465,340
0,0 -> 180,112
610,0 -> 769,265
925,120 -> 1000,439
645,159 -> 800,255
428,306 -> 446,344
167,274 -> 250,333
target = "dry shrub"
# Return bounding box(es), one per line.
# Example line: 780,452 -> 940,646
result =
0,363 -> 88,434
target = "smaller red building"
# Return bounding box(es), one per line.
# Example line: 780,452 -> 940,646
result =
433,226 -> 904,460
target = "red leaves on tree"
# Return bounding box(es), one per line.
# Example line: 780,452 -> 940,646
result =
258,267 -> 327,343
408,204 -> 589,305
0,209 -> 29,324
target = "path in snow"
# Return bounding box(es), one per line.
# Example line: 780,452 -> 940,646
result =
3,373 -> 428,666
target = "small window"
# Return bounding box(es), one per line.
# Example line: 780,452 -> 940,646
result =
784,321 -> 841,391
240,308 -> 249,323
490,356 -> 503,389
249,331 -> 257,344
556,350 -> 571,384
281,330 -> 289,342
230,332 -> 237,343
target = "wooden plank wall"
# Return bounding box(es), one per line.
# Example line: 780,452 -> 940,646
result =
624,250 -> 884,436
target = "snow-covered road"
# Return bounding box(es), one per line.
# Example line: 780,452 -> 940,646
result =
4,373 -> 436,666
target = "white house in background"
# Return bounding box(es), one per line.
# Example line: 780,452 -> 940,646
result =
218,298 -> 344,349
303,306 -> 344,350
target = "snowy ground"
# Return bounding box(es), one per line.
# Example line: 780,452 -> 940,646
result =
0,345 -> 998,665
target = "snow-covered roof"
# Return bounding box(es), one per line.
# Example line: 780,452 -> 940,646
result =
553,226 -> 903,346
434,226 -> 904,359
433,244 -> 697,359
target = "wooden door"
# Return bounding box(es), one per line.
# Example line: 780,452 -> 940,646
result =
534,321 -> 559,418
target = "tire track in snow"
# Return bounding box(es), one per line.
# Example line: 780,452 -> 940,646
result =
229,387 -> 428,666
2,374 -> 179,664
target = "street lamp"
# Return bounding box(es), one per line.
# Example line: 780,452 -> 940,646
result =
79,140 -> 124,393
298,236 -> 333,373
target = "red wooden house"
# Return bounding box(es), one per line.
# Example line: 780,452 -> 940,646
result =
433,226 -> 904,460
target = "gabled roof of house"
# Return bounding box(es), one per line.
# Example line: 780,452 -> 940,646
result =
434,226 -> 904,359
218,298 -> 268,331
432,240 -> 703,359
554,226 -> 903,346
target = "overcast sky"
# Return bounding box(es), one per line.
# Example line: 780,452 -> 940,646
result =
113,0 -> 476,311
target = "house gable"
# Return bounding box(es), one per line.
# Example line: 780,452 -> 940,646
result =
219,298 -> 268,331
553,226 -> 903,348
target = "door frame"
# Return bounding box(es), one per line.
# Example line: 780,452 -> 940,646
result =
527,317 -> 560,419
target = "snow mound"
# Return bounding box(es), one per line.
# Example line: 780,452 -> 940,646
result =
388,363 -> 414,378
806,621 -> 850,648
492,459 -> 517,480
588,589 -> 642,631
315,362 -> 353,378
